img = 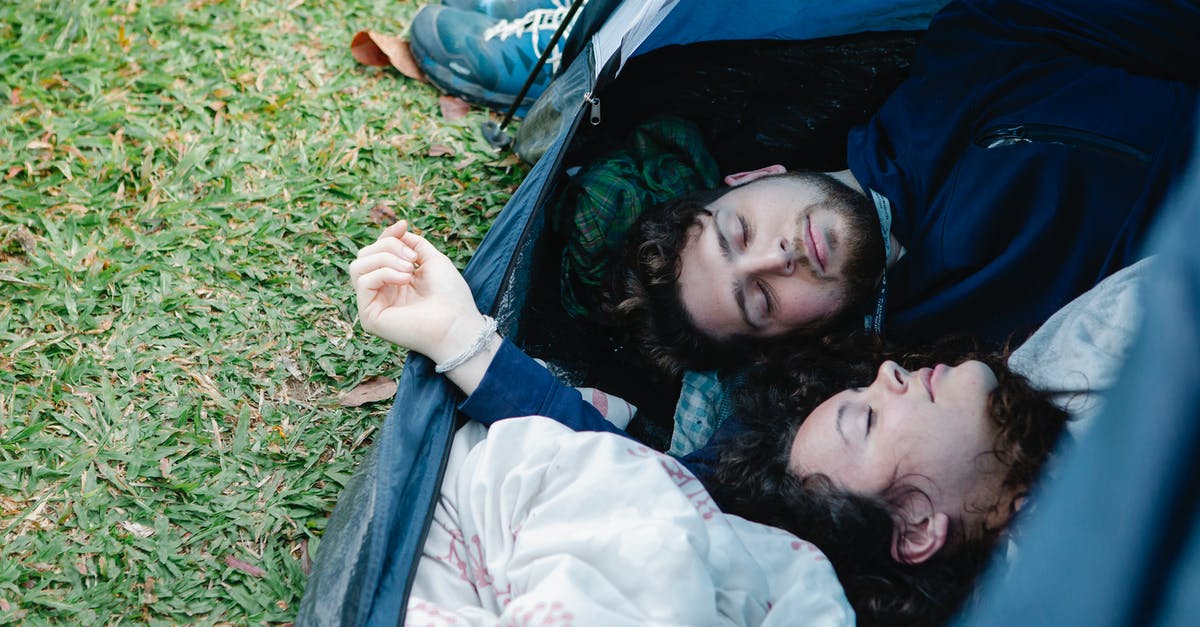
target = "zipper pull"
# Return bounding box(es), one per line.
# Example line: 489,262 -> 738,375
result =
584,92 -> 601,126
982,125 -> 1029,149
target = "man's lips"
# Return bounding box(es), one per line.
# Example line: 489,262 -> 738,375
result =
805,217 -> 828,273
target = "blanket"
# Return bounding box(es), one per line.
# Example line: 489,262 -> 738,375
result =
408,417 -> 854,626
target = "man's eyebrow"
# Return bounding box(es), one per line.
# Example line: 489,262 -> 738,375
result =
836,403 -> 850,445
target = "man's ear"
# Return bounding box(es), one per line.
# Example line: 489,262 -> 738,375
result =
890,512 -> 950,565
724,164 -> 787,187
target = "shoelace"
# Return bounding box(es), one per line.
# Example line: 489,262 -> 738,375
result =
482,2 -> 573,73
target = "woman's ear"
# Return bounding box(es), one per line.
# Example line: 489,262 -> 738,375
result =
723,164 -> 787,187
890,512 -> 950,565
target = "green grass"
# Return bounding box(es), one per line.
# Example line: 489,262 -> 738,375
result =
0,0 -> 528,622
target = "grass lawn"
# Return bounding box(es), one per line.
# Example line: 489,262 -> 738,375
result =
0,0 -> 528,622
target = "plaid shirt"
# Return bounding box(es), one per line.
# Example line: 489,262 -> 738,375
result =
669,370 -> 740,457
557,115 -> 720,318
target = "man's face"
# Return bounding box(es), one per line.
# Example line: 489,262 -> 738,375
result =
675,175 -> 877,339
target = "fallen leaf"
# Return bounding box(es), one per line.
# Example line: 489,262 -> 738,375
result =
159,457 -> 171,478
350,31 -> 427,82
120,521 -> 155,538
350,31 -> 390,66
280,355 -> 303,378
439,96 -> 470,120
0,598 -> 9,611
8,87 -> 20,106
5,166 -> 22,180
428,144 -> 455,158
25,140 -> 52,151
368,203 -> 397,225
27,563 -> 55,573
223,555 -> 266,578
338,376 -> 397,407
488,153 -> 523,169
11,226 -> 36,255
78,318 -> 112,335
300,538 -> 312,576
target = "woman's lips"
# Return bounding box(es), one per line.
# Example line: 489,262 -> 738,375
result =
919,366 -> 936,402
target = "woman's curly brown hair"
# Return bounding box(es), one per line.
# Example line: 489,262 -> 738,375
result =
711,334 -> 1069,626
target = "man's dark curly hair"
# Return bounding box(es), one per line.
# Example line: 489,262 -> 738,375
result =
602,172 -> 883,376
710,335 -> 1069,627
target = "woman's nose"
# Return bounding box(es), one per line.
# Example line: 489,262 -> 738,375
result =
875,360 -> 909,392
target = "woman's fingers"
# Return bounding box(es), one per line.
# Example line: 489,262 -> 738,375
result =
379,219 -> 408,240
354,237 -> 417,267
349,252 -> 415,283
356,266 -> 414,296
398,230 -> 446,264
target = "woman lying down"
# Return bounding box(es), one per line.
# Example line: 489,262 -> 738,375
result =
349,223 -> 1068,626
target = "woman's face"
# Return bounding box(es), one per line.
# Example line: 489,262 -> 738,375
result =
787,360 -> 1002,513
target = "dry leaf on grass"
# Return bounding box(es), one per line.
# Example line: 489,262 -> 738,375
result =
119,521 -> 155,538
224,555 -> 266,578
300,538 -> 312,576
439,95 -> 470,120
368,203 -> 398,225
428,144 -> 455,157
10,226 -> 36,255
489,153 -> 524,168
349,31 -> 427,82
338,376 -> 398,407
279,355 -> 303,379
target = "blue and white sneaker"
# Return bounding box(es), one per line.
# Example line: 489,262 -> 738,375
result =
409,3 -> 576,114
443,0 -> 570,21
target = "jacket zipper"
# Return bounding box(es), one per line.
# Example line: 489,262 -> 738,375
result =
976,123 -> 1150,163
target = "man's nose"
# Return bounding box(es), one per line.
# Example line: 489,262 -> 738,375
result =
739,238 -> 796,275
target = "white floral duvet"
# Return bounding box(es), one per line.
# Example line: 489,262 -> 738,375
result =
407,416 -> 854,626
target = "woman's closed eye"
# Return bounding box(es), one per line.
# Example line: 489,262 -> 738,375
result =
738,215 -> 751,250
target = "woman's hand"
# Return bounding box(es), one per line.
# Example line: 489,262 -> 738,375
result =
349,221 -> 491,365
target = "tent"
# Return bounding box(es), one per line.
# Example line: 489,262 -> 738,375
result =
296,2 -> 948,624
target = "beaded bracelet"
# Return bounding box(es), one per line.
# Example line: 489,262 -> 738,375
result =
434,315 -> 498,373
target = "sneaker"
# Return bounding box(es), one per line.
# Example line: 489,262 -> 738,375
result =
409,3 -> 575,114
443,0 -> 571,21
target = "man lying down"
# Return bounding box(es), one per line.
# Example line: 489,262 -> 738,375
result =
349,222 -> 1069,626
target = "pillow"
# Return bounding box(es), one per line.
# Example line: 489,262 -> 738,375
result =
1007,257 -> 1151,437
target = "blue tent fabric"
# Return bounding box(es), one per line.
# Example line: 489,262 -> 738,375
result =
955,115 -> 1200,627
636,0 -> 945,56
296,110 -> 577,626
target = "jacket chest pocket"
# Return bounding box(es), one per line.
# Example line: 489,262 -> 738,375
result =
975,123 -> 1150,164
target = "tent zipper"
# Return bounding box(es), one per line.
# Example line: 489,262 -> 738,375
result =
584,91 -> 601,125
976,123 -> 1150,163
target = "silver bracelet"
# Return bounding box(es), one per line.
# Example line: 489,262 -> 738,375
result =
434,315 -> 498,373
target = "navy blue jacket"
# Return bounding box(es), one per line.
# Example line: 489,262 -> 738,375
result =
848,0 -> 1199,342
